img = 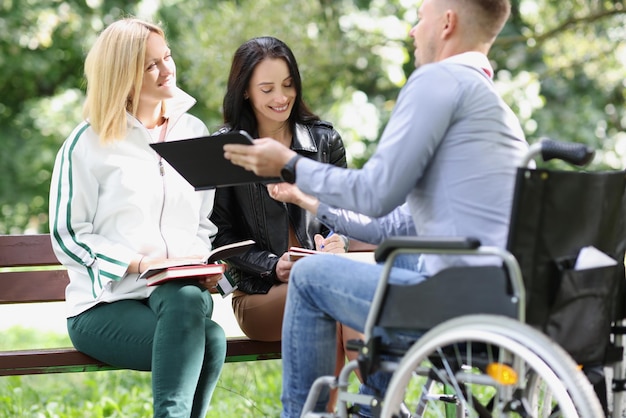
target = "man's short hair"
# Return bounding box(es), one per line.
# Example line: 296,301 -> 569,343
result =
463,0 -> 511,41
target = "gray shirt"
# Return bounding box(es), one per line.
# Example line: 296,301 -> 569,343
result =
296,52 -> 528,278
317,203 -> 416,245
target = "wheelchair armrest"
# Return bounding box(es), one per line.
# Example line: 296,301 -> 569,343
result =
374,236 -> 482,263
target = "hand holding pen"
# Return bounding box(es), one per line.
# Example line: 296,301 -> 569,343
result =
321,231 -> 334,248
316,230 -> 346,253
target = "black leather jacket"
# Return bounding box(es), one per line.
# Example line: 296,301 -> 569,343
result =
210,121 -> 347,294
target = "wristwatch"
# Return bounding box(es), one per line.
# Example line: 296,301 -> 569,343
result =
280,155 -> 302,184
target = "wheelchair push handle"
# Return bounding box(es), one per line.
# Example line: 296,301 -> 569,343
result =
521,138 -> 595,168
540,138 -> 595,165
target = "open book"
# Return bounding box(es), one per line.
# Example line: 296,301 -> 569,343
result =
288,247 -> 376,264
288,247 -> 322,261
144,263 -> 226,287
138,239 -> 255,296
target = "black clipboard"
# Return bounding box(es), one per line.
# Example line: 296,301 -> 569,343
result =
150,131 -> 280,189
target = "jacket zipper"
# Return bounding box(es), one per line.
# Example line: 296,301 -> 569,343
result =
152,120 -> 170,258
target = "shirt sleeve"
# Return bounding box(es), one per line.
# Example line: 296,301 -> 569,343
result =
316,202 -> 417,245
296,66 -> 460,217
49,132 -> 132,286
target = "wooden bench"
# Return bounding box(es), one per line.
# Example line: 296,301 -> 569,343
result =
0,234 -> 281,376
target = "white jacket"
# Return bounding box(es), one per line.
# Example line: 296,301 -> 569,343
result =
49,88 -> 216,317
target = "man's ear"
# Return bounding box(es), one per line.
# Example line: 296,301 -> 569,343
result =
441,10 -> 457,39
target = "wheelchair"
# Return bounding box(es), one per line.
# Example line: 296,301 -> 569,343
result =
301,139 -> 626,418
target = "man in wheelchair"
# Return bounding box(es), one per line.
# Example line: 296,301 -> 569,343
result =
224,0 -> 612,417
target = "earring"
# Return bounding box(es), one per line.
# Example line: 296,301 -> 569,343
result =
244,93 -> 249,100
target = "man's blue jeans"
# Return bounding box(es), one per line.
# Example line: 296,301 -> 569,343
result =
280,254 -> 425,418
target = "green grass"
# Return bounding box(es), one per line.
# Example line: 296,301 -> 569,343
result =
0,327 -> 283,418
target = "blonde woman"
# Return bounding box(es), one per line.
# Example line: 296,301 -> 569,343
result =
49,18 -> 226,417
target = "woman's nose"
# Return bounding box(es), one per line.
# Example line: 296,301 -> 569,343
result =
159,60 -> 174,75
275,91 -> 288,103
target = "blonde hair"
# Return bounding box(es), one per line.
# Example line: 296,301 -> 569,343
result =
83,18 -> 165,143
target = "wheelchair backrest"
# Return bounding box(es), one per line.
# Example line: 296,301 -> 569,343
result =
506,167 -> 626,364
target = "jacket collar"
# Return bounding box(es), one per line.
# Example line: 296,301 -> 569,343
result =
218,122 -> 320,153
127,87 -> 197,129
442,51 -> 494,80
291,123 -> 318,153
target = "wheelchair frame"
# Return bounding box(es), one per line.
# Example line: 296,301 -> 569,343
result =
301,140 -> 624,418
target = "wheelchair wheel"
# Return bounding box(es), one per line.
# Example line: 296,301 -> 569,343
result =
381,314 -> 603,418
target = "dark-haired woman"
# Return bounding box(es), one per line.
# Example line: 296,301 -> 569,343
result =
209,36 -> 362,409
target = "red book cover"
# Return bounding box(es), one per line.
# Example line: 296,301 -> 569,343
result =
144,264 -> 225,287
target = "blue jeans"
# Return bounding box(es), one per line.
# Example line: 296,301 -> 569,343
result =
67,280 -> 227,418
280,254 -> 425,418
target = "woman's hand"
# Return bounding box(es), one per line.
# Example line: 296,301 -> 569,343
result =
275,252 -> 294,283
268,182 -> 301,204
267,183 -> 320,215
198,273 -> 224,290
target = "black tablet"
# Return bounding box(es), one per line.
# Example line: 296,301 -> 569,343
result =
150,130 -> 280,189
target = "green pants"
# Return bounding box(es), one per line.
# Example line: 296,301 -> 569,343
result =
67,280 -> 227,418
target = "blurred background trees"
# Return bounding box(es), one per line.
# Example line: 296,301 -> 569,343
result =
2,0 -> 626,234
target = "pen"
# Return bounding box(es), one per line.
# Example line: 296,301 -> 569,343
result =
321,230 -> 334,250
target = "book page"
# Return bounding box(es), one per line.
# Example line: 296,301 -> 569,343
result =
288,247 -> 375,264
138,257 -> 205,280
288,247 -> 323,261
138,239 -> 255,280
203,239 -> 255,263
336,251 -> 376,264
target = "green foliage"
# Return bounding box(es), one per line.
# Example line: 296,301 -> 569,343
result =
491,0 -> 626,170
209,360 -> 283,417
0,363 -> 285,417
3,0 -> 626,232
0,326 -> 72,350
0,0 -> 139,234
0,326 -> 284,417
0,371 -> 153,417
160,0 -> 407,167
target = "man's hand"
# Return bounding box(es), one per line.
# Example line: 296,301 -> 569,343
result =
315,233 -> 346,253
224,137 -> 296,177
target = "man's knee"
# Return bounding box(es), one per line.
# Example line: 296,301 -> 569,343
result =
291,254 -> 331,286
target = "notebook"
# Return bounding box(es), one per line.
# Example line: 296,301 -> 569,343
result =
150,130 -> 280,189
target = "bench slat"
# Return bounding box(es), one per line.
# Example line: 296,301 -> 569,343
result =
0,348 -> 116,375
0,270 -> 68,304
0,339 -> 281,376
0,234 -> 59,267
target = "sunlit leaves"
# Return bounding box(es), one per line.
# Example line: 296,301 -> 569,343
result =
4,0 -> 626,232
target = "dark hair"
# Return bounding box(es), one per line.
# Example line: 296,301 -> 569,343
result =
222,36 -> 319,135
